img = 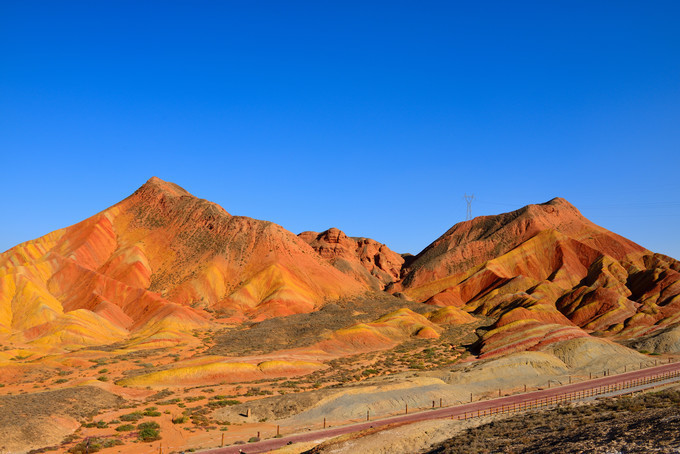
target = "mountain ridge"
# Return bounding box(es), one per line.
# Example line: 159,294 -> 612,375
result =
1,177 -> 678,359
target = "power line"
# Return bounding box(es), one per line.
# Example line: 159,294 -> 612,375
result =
464,193 -> 474,221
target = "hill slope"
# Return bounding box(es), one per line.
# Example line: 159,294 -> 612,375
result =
0,177 -> 364,350
390,198 -> 680,357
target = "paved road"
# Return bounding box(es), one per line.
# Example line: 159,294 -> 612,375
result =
201,361 -> 680,454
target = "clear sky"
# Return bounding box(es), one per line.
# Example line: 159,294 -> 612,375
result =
2,1 -> 679,258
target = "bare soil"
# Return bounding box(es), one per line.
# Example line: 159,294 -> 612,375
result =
0,386 -> 124,453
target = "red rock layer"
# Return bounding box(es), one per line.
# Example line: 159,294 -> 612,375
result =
299,227 -> 404,290
391,198 -> 680,357
0,177 -> 365,349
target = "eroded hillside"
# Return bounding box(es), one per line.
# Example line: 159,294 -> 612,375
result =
1,178 -> 679,453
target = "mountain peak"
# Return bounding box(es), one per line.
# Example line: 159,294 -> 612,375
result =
535,197 -> 581,215
397,197 -> 646,293
123,177 -> 230,223
543,196 -> 570,206
136,176 -> 192,197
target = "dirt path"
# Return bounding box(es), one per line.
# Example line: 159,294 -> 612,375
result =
200,361 -> 680,454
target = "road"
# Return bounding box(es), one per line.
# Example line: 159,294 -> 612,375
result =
200,361 -> 680,454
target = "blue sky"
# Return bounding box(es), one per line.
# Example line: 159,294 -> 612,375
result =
1,1 -> 679,258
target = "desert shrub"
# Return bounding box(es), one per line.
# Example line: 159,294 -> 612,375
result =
248,436 -> 260,443
244,387 -> 272,396
143,407 -> 161,417
207,399 -> 241,409
115,424 -> 135,432
211,394 -> 230,400
97,376 -> 108,382
55,378 -> 68,384
146,388 -> 174,401
66,437 -> 120,453
137,421 -> 160,430
68,439 -> 102,453
83,421 -> 108,429
172,415 -> 188,424
119,412 -> 143,422
137,422 -> 161,441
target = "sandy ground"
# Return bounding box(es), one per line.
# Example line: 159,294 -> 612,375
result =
0,333 -> 672,453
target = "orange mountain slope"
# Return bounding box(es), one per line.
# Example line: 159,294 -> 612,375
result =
391,198 -> 680,357
0,177 -> 365,350
2,181 -> 679,363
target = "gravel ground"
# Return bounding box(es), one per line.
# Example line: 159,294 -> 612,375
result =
426,387 -> 680,454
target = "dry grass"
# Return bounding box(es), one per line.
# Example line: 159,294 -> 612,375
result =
426,388 -> 680,453
0,386 -> 125,453
207,293 -> 429,355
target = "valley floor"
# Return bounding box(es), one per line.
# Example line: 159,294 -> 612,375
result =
296,385 -> 680,454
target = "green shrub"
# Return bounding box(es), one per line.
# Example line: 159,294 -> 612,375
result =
102,439 -> 123,448
115,424 -> 135,432
207,399 -> 241,409
68,439 -> 102,453
138,421 -> 160,430
119,412 -> 143,422
137,422 -> 161,442
83,421 -> 108,429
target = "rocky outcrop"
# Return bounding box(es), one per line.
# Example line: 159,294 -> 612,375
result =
299,227 -> 404,290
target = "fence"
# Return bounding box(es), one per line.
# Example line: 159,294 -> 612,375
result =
457,367 -> 680,420
159,360 -> 680,452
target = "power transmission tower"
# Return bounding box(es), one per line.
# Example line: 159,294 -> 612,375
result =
464,194 -> 474,221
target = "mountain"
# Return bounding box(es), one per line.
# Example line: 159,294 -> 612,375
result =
0,177 -> 365,350
3,178 -> 680,454
2,180 -> 679,361
298,227 -> 404,290
390,198 -> 680,357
